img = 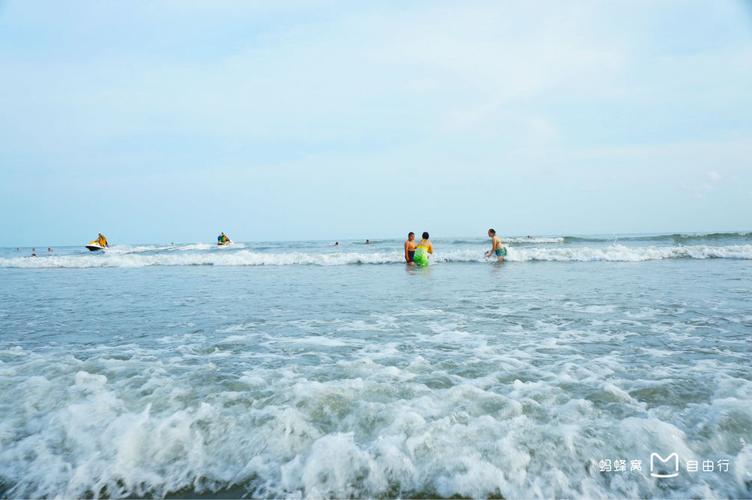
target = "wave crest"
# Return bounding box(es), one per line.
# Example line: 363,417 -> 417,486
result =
564,231 -> 752,243
1,244 -> 750,268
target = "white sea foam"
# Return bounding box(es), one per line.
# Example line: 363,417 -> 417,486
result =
1,244 -> 750,268
3,360 -> 740,499
105,242 -> 247,254
508,244 -> 752,262
1,298 -> 750,498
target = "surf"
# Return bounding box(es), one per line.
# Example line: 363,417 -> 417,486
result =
1,244 -> 751,268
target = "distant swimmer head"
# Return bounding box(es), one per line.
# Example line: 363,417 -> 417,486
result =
408,232 -> 415,241
488,228 -> 496,237
422,232 -> 429,239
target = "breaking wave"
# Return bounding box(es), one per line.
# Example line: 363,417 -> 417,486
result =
104,243 -> 247,254
1,244 -> 750,268
564,231 -> 752,244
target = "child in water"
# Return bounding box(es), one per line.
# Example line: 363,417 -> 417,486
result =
485,228 -> 506,262
404,232 -> 416,264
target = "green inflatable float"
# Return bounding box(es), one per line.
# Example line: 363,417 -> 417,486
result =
413,247 -> 429,267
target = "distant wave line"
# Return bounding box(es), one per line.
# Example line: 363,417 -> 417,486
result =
1,244 -> 750,268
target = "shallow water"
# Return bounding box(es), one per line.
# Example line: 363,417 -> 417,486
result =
1,234 -> 751,498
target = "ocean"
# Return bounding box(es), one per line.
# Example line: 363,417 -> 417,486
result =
1,232 -> 750,498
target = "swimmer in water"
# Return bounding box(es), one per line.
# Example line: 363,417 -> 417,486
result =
404,232 -> 416,264
485,228 -> 506,262
418,232 -> 433,253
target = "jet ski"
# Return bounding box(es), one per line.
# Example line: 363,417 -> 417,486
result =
86,241 -> 106,252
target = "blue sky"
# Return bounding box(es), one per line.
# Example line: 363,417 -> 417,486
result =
1,1 -> 751,246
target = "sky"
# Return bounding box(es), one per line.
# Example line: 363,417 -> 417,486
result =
1,0 -> 751,246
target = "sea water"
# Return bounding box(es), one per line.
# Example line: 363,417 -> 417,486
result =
0,233 -> 750,498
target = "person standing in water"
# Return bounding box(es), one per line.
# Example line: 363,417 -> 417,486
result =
404,232 -> 416,264
413,232 -> 433,267
485,228 -> 506,262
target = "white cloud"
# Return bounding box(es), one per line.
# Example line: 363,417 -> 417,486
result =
1,0 -> 752,241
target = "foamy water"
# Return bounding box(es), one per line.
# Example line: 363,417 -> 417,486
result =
0,233 -> 750,498
2,233 -> 752,269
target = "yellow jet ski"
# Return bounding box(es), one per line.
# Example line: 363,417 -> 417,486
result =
86,241 -> 106,251
217,233 -> 232,246
86,234 -> 109,251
